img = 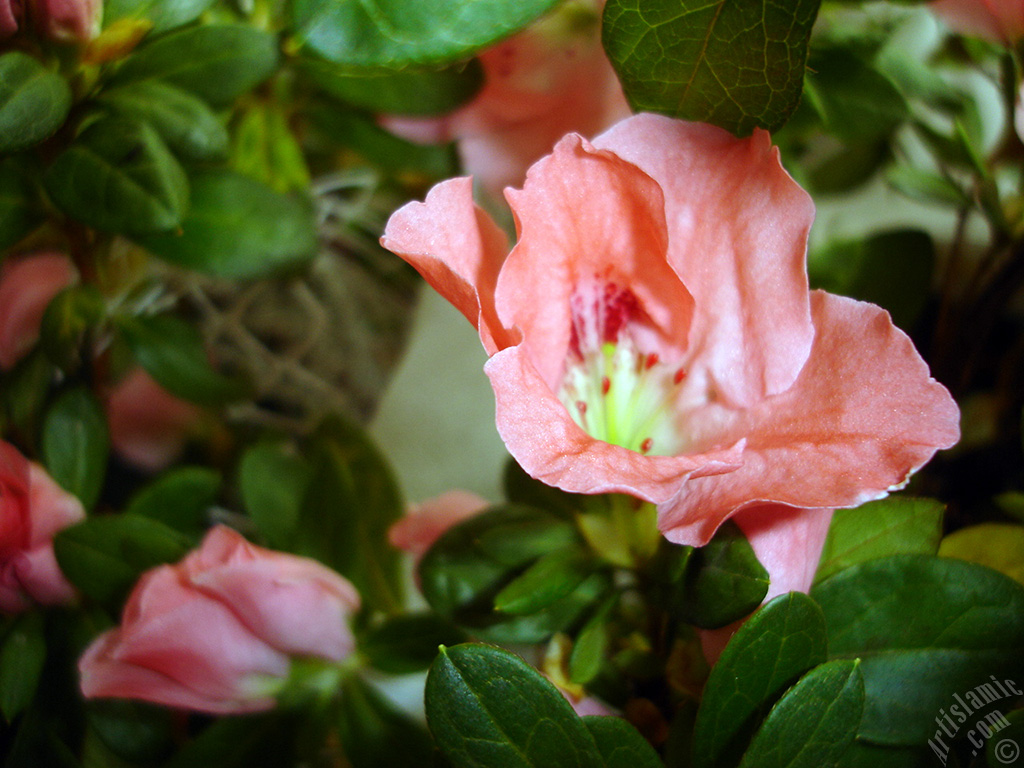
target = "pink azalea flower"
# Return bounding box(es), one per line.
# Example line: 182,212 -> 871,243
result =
0,252 -> 77,371
382,113 -> 960,548
382,0 -> 630,199
79,525 -> 361,714
389,490 -> 490,560
34,0 -> 102,42
0,0 -> 21,36
930,0 -> 1024,43
0,440 -> 85,612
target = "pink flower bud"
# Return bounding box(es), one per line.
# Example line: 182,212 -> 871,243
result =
389,490 -> 489,560
930,0 -> 1024,43
0,0 -> 22,36
0,441 -> 85,612
31,0 -> 102,42
0,252 -> 77,371
79,525 -> 362,714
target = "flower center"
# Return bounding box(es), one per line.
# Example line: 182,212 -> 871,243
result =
557,282 -> 685,456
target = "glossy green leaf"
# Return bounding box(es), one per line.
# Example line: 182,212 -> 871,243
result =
0,52 -> 72,153
103,0 -> 215,34
569,596 -> 616,685
425,643 -> 604,768
693,592 -> 829,768
938,523 -> 1024,585
239,441 -> 311,548
124,466 -> 219,537
360,613 -> 467,675
118,313 -> 247,406
42,387 -> 109,510
811,555 -> 1024,746
292,0 -> 561,67
296,416 -> 405,614
0,159 -> 43,250
602,0 -> 819,135
98,80 -> 229,161
135,170 -> 318,280
53,515 -> 192,607
737,660 -> 864,768
301,57 -> 483,115
45,117 -> 188,235
111,24 -> 279,107
814,496 -> 944,583
229,104 -> 311,194
493,547 -> 594,615
0,612 -> 46,722
336,675 -> 434,768
671,521 -> 769,629
475,575 -> 610,645
582,716 -> 661,768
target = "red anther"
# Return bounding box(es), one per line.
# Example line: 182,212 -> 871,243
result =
640,437 -> 653,454
673,368 -> 687,385
645,352 -> 659,369
576,401 -> 588,416
601,376 -> 611,395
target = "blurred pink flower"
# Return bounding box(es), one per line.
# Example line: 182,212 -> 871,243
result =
0,252 -> 77,370
0,0 -> 21,36
382,0 -> 630,198
389,489 -> 489,560
382,113 -> 960,548
0,440 -> 85,612
930,0 -> 1024,42
34,0 -> 102,42
107,369 -> 202,472
79,525 -> 361,714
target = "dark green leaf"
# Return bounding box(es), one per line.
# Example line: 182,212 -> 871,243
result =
805,140 -> 890,196
239,441 -> 311,548
118,313 -> 247,405
583,716 -> 661,768
1,349 -> 53,435
986,709 -> 1024,768
103,0 -> 215,34
296,416 -> 405,614
670,521 -> 769,629
124,466 -> 219,537
886,165 -> 968,207
493,547 -> 594,615
39,285 -> 106,372
602,0 -> 820,135
360,613 -> 467,675
737,660 -> 864,768
162,712 -> 301,768
45,116 -> 188,236
336,675 -> 434,768
503,458 -> 581,520
135,169 -> 318,280
0,612 -> 46,722
837,742 -> 934,768
425,643 -> 603,768
693,592 -> 829,768
0,159 -> 43,250
811,555 -> 1024,746
87,700 -> 175,764
814,496 -> 944,583
569,596 -> 616,685
53,515 -> 192,607
473,574 -> 609,645
41,387 -> 109,510
98,80 -> 229,161
292,0 -> 561,67
0,52 -> 71,153
111,24 -> 279,107
301,57 -> 483,115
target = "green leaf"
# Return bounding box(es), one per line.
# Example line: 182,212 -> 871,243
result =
569,596 -> 616,685
814,496 -> 944,583
295,416 -> 405,614
693,592 -> 829,768
670,520 -> 769,629
117,313 -> 247,406
135,169 -> 318,280
1,349 -> 53,435
811,555 -> 1024,746
602,0 -> 820,135
425,643 -> 604,768
162,712 -> 301,768
939,523 -> 1024,585
360,613 -> 467,675
111,24 -> 279,107
886,165 -> 968,207
986,709 -> 1024,768
39,285 -> 106,372
582,716 -> 661,768
103,0 -> 215,34
124,466 -> 219,537
804,140 -> 890,197
45,116 -> 188,236
301,57 -> 483,115
0,52 -> 72,153
97,80 -> 229,162
0,159 -> 43,251
0,612 -> 46,722
292,0 -> 561,67
53,515 -> 192,607
41,387 -> 109,510
737,660 -> 864,768
239,441 -> 311,549
229,104 -> 311,194
87,700 -> 175,765
493,547 -> 594,615
336,675 -> 435,768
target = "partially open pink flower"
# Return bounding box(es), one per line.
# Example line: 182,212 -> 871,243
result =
32,0 -> 102,41
0,252 -> 77,371
0,441 -> 85,612
107,369 -> 202,472
389,490 -> 489,560
382,0 -> 630,198
930,0 -> 1024,43
79,525 -> 361,714
382,114 -> 960,548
